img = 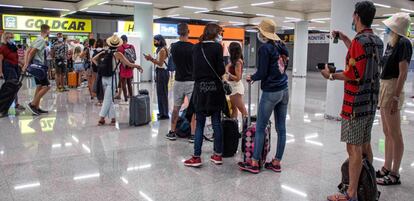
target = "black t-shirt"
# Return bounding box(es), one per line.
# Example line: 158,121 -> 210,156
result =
381,36 -> 413,79
171,41 -> 194,81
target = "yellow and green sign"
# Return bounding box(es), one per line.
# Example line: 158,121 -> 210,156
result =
2,14 -> 92,33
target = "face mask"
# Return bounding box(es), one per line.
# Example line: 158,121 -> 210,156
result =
58,38 -> 64,42
8,39 -> 15,45
351,21 -> 356,32
154,43 -> 159,47
215,35 -> 223,43
385,27 -> 392,35
257,33 -> 268,43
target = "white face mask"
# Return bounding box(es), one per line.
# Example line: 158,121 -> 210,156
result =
215,35 -> 223,43
257,33 -> 268,43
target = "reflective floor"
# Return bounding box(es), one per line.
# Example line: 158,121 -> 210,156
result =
0,71 -> 413,201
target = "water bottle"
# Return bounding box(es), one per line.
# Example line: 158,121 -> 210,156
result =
8,101 -> 16,117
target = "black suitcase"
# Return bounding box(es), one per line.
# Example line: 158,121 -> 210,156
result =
0,77 -> 23,114
222,117 -> 240,158
129,91 -> 151,126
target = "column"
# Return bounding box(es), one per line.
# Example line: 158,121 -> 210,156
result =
292,21 -> 309,77
134,4 -> 153,82
325,0 -> 362,119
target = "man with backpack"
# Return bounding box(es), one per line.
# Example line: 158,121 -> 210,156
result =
92,35 -> 142,126
117,35 -> 136,103
165,23 -> 196,142
320,2 -> 383,201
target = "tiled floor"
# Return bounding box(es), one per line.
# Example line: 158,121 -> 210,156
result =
0,71 -> 413,201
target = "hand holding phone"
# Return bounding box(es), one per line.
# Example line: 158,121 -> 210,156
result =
317,63 -> 336,73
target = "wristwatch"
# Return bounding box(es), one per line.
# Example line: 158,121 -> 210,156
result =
329,73 -> 335,81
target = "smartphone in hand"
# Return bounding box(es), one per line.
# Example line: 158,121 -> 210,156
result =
317,63 -> 336,73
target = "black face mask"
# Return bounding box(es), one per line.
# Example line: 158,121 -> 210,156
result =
7,42 -> 17,52
154,43 -> 160,47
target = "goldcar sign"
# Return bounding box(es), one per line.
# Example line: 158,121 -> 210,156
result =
2,14 -> 92,33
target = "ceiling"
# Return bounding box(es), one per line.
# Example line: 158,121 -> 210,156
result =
0,0 -> 413,32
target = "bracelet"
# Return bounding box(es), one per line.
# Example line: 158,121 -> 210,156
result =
329,73 -> 335,81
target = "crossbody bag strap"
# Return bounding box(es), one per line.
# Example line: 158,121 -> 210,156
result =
200,44 -> 222,81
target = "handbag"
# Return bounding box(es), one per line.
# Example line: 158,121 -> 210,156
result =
200,44 -> 232,96
27,60 -> 48,80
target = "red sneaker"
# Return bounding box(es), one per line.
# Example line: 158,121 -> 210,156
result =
210,154 -> 223,165
184,156 -> 202,167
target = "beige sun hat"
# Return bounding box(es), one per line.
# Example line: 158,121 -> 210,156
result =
106,35 -> 123,48
255,19 -> 281,41
383,12 -> 412,37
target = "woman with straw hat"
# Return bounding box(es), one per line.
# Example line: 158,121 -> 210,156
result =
376,12 -> 412,186
238,19 -> 290,174
92,35 -> 143,126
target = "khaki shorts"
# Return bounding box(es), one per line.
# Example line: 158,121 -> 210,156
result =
341,115 -> 374,145
378,79 -> 404,109
173,81 -> 194,106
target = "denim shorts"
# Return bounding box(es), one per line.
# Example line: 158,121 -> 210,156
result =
74,62 -> 84,72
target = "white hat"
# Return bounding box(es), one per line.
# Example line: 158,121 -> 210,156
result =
383,12 -> 412,37
255,19 -> 281,41
106,35 -> 123,48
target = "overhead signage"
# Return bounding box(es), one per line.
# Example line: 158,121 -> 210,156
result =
117,21 -> 178,37
308,33 -> 330,44
2,14 -> 92,33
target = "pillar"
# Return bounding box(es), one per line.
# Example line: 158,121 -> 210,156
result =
292,21 -> 309,77
325,0 -> 362,119
134,4 -> 153,82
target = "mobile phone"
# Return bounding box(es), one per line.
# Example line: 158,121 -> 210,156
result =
333,33 -> 339,44
317,63 -> 336,73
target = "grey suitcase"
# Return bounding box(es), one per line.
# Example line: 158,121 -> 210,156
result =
129,92 -> 151,126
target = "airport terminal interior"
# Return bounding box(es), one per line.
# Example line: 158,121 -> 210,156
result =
0,0 -> 414,201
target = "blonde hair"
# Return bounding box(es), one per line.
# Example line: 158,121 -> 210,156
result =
389,31 -> 400,47
0,32 -> 13,44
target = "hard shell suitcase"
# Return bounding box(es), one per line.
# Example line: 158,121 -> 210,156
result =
241,82 -> 271,167
222,117 -> 240,157
68,71 -> 78,88
129,73 -> 151,126
0,76 -> 24,114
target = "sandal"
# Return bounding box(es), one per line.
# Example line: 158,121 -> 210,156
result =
110,119 -> 116,126
98,119 -> 105,126
377,174 -> 401,186
376,167 -> 390,178
327,192 -> 358,201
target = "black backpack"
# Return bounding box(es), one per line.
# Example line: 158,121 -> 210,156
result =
97,50 -> 118,77
338,156 -> 380,201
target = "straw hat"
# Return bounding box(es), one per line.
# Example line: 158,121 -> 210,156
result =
255,19 -> 281,41
106,35 -> 123,47
383,12 -> 412,37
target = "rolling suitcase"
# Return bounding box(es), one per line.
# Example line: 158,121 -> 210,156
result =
222,117 -> 240,157
129,73 -> 151,126
0,76 -> 24,114
241,82 -> 271,167
67,71 -> 77,88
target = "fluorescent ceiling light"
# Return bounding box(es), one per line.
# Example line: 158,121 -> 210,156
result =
401,8 -> 414,13
167,14 -> 179,17
220,6 -> 238,10
98,1 -> 109,6
14,182 -> 40,190
371,24 -> 380,27
86,10 -> 111,14
222,10 -> 243,14
195,10 -> 209,13
376,28 -> 386,31
43,8 -> 70,11
79,7 -> 89,11
310,20 -> 326,24
283,20 -> 300,23
374,3 -> 391,8
202,19 -> 219,22
319,29 -> 330,32
172,16 -> 190,19
0,4 -> 23,8
246,29 -> 258,33
281,184 -> 308,197
73,173 -> 100,180
311,18 -> 330,21
229,21 -> 245,24
123,0 -> 152,5
256,14 -> 274,18
183,6 -> 208,10
382,13 -> 394,17
251,1 -> 274,6
285,17 -> 302,20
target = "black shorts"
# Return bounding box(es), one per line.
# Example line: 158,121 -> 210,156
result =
34,76 -> 50,86
55,59 -> 66,74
